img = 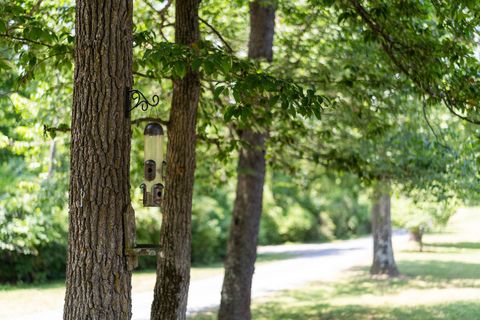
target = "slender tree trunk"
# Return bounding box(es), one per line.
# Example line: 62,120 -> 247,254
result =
370,180 -> 399,277
47,139 -> 56,179
64,1 -> 133,319
218,2 -> 275,320
150,0 -> 200,319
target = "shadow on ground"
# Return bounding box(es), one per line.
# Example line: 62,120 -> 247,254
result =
189,258 -> 480,320
333,259 -> 480,296
251,301 -> 480,320
191,299 -> 480,320
424,242 -> 480,250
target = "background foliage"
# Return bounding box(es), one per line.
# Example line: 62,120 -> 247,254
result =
0,0 -> 478,283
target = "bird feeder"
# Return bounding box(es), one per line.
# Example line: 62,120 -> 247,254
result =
141,122 -> 166,207
124,88 -> 165,262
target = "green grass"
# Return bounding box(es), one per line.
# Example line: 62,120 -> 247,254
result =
191,207 -> 480,320
425,242 -> 480,250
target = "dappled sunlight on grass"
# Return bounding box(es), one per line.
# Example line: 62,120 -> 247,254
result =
190,208 -> 480,319
400,260 -> 480,282
424,242 -> 480,250
253,300 -> 480,320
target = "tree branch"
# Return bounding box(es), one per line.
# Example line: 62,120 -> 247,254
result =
348,0 -> 480,125
133,71 -> 156,79
348,0 -> 412,79
199,17 -> 233,53
131,117 -> 169,126
43,124 -> 71,138
442,96 -> 480,125
29,0 -> 44,16
144,0 -> 172,16
0,33 -> 53,48
144,0 -> 173,41
197,133 -> 224,151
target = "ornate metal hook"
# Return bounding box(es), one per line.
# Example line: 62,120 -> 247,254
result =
125,88 -> 160,117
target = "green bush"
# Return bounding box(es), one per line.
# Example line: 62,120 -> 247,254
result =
259,205 -> 283,244
191,196 -> 229,264
278,204 -> 318,242
0,242 -> 66,283
0,174 -> 69,283
392,193 -> 457,233
260,172 -> 371,244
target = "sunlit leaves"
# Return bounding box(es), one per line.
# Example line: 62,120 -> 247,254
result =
333,0 -> 480,123
137,40 -> 331,125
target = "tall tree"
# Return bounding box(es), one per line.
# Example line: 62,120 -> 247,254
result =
218,1 -> 276,319
370,180 -> 399,276
63,0 -> 133,319
150,0 -> 201,319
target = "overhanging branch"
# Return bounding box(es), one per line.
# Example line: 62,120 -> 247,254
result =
347,0 -> 480,125
199,17 -> 233,53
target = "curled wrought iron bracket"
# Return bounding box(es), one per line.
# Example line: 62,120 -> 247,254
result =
125,87 -> 160,117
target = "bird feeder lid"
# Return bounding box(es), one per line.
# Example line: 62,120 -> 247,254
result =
144,122 -> 164,136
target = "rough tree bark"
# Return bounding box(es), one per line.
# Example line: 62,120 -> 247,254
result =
64,1 -> 133,319
218,1 -> 276,320
150,0 -> 200,319
370,180 -> 400,277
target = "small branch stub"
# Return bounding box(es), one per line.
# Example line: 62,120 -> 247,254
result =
126,87 -> 160,117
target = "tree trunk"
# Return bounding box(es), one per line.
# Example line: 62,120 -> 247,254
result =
218,2 -> 275,320
409,226 -> 424,252
370,181 -> 399,277
150,0 -> 200,319
64,1 -> 133,319
47,139 -> 56,179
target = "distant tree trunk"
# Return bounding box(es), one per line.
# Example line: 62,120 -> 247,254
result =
64,1 -> 133,319
218,2 -> 275,320
150,0 -> 200,319
370,180 -> 399,277
47,139 -> 56,179
409,226 -> 424,252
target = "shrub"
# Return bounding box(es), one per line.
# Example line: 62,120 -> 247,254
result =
191,196 -> 229,264
0,242 -> 67,283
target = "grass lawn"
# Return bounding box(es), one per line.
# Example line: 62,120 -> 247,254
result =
191,207 -> 480,320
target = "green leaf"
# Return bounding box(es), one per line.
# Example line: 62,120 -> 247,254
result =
232,89 -> 241,103
268,95 -> 280,107
192,57 -> 202,71
214,85 -> 225,100
58,124 -> 70,130
203,59 -> 215,75
173,61 -> 186,78
220,57 -> 232,74
224,106 -> 236,122
313,107 -> 322,120
0,58 -> 13,70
